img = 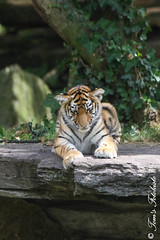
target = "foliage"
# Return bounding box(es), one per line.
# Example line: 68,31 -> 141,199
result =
50,0 -> 160,122
0,126 -> 5,139
0,119 -> 56,143
1,120 -> 159,143
122,123 -> 160,143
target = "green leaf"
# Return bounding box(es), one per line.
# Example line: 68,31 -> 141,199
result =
97,19 -> 118,36
154,74 -> 160,82
146,48 -> 155,60
107,48 -> 122,63
107,0 -> 122,14
89,77 -> 99,85
136,50 -> 142,57
139,33 -> 147,41
105,88 -> 114,96
107,50 -> 116,63
98,0 -> 106,9
83,40 -> 100,55
131,25 -> 141,33
97,18 -> 108,29
97,72 -> 104,80
105,69 -> 114,83
121,74 -> 132,80
123,58 -> 139,73
134,100 -> 143,109
119,103 -> 127,110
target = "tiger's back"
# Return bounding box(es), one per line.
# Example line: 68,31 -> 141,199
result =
54,85 -> 121,169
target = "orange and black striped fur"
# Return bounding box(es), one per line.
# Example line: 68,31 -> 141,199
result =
53,85 -> 121,169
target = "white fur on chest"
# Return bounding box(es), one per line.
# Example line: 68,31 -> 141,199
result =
76,137 -> 94,154
73,127 -> 100,154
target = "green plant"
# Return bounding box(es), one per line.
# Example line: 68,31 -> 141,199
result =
0,119 -> 57,143
122,123 -> 160,142
0,126 -> 5,139
53,0 -> 160,122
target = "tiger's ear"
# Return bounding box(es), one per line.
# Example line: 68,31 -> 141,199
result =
55,94 -> 70,105
91,88 -> 105,101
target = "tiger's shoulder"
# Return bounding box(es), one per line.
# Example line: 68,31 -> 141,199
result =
101,102 -> 121,144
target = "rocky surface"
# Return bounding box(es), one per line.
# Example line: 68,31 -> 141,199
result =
0,142 -> 160,199
0,143 -> 160,239
0,64 -> 52,127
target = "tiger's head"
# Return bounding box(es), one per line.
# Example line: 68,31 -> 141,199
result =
55,85 -> 105,132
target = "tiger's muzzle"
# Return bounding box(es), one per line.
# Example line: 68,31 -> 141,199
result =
74,108 -> 91,131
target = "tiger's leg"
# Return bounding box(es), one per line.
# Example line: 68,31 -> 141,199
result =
94,135 -> 117,158
54,138 -> 83,169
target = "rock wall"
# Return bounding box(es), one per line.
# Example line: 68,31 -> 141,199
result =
0,143 -> 160,240
0,197 -> 65,240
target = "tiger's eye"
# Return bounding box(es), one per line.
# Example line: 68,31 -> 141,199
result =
70,103 -> 77,113
86,101 -> 93,112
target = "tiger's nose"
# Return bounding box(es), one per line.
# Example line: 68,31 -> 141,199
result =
77,108 -> 91,128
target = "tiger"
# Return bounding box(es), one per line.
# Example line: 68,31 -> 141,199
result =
53,85 -> 121,169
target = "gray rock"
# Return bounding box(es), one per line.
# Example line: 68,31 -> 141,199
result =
0,143 -> 160,199
0,64 -> 52,127
0,143 -> 160,239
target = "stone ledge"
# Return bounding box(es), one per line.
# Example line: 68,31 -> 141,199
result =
0,143 -> 160,200
0,143 -> 160,240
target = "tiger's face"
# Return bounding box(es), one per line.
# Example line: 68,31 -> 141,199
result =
55,85 -> 105,132
69,97 -> 93,132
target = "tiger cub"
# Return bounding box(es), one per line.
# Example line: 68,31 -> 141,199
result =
53,85 -> 121,169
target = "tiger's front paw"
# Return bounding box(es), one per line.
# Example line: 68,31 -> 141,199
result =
63,151 -> 84,169
94,146 -> 117,159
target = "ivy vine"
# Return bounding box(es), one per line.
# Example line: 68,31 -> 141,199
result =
49,0 -> 160,122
